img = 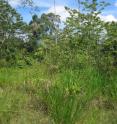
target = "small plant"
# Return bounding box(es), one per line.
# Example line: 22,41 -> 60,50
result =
41,70 -> 85,124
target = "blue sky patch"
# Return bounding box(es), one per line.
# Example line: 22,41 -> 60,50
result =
9,0 -> 117,23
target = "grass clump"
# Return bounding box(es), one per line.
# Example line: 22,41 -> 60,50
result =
0,65 -> 117,124
40,66 -> 117,124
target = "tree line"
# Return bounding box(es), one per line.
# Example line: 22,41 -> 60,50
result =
0,0 -> 116,74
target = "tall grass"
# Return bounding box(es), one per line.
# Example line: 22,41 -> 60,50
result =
0,65 -> 52,124
0,65 -> 117,124
41,67 -> 117,124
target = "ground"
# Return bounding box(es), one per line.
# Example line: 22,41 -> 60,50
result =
0,64 -> 117,124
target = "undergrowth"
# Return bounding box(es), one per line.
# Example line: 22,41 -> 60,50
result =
0,65 -> 117,124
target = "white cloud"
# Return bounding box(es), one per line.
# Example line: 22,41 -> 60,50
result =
33,0 -> 51,8
99,15 -> 117,22
8,0 -> 22,7
47,6 -> 70,21
115,1 -> 117,7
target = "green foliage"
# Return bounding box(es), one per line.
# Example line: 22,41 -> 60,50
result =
0,0 -> 26,67
0,66 -> 117,124
40,67 -> 117,124
0,66 -> 52,124
0,0 -> 117,124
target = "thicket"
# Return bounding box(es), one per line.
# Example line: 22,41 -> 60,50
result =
0,0 -> 116,71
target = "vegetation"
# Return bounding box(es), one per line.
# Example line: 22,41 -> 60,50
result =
0,0 -> 117,124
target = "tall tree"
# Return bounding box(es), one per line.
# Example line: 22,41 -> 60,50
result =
0,0 -> 25,65
27,13 -> 61,53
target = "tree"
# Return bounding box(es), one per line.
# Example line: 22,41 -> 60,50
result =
0,0 -> 26,66
102,22 -> 117,68
47,0 -> 109,70
27,13 -> 61,53
29,13 -> 60,38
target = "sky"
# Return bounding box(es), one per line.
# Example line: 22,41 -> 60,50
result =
8,0 -> 117,23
